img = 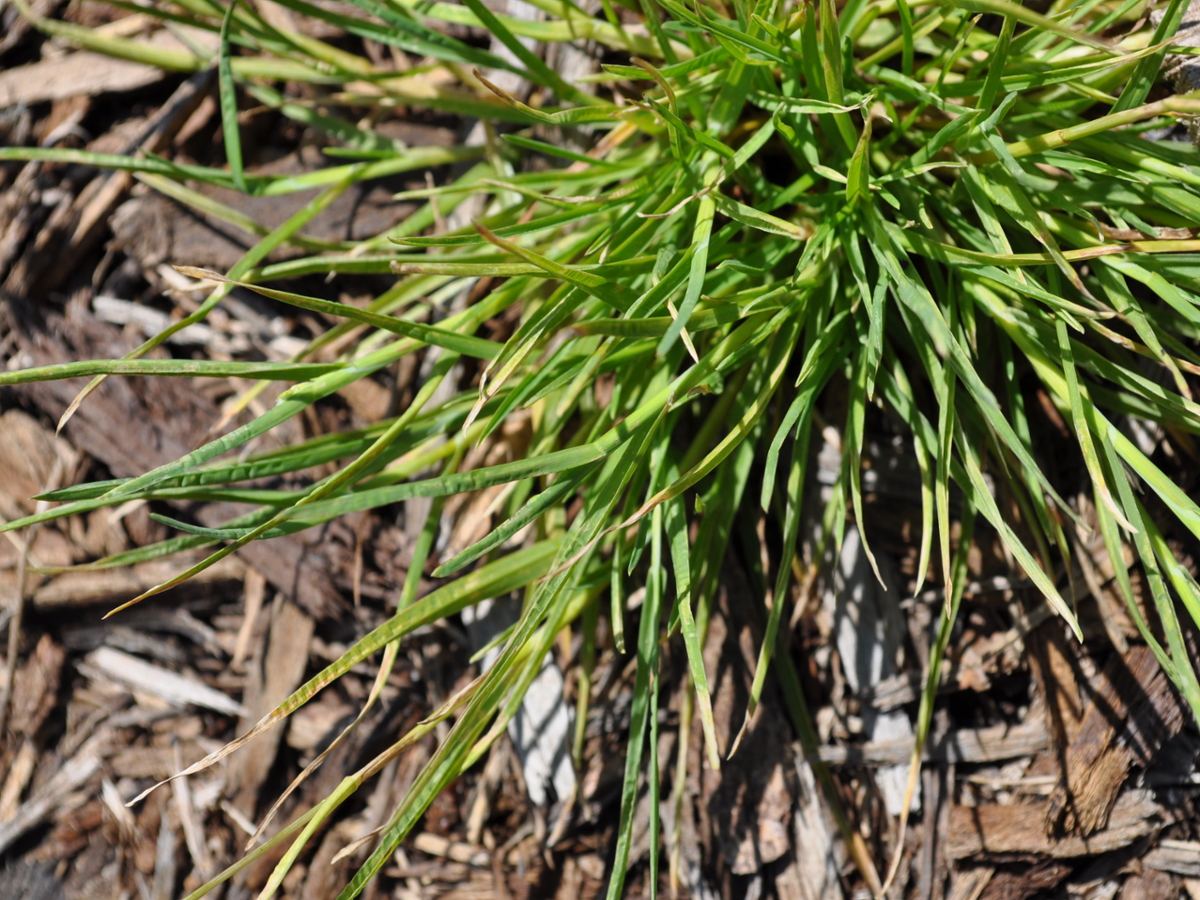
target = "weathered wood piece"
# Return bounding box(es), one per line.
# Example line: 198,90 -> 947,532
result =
816,718 -> 1048,767
1046,646 -> 1184,837
948,790 -> 1168,861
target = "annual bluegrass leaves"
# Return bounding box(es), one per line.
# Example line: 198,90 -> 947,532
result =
607,504 -> 666,900
277,0 -> 520,71
174,268 -> 503,359
0,145 -> 481,196
473,223 -> 640,312
21,0 -> 1200,894
0,359 -> 343,385
665,493 -> 721,769
460,0 -> 590,102
339,407 -> 665,900
78,282 -> 514,526
1113,0 -> 1190,111
475,72 -> 627,125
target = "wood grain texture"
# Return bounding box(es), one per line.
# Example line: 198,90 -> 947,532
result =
948,790 -> 1167,861
1046,646 -> 1184,837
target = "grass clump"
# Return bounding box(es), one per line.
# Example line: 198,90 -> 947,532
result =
5,0 -> 1200,895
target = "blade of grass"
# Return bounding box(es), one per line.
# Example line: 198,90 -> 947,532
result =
218,0 -> 246,193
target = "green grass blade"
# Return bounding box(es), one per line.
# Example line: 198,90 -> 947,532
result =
606,504 -> 665,900
175,268 -> 502,358
665,496 -> 720,769
218,1 -> 246,193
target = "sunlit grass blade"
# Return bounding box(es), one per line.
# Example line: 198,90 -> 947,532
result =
665,495 -> 720,769
174,268 -> 502,358
1055,317 -> 1137,531
606,504 -> 665,900
218,0 -> 246,193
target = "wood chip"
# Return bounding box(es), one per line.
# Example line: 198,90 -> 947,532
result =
152,794 -> 176,900
229,598 -> 313,815
815,718 -> 1048,766
100,777 -> 137,840
0,860 -> 64,900
92,295 -> 249,354
977,861 -> 1071,900
33,556 -> 245,611
0,409 -> 76,520
80,646 -> 246,717
1046,645 -> 1183,837
1119,870 -> 1177,900
825,524 -> 914,815
7,633 -> 64,738
231,568 -> 266,672
947,790 -> 1166,861
1145,841 -> 1200,878
9,304 -> 344,619
0,51 -> 163,107
412,832 -> 491,867
0,737 -> 37,823
781,749 -> 844,900
0,736 -> 105,855
171,741 -> 213,877
701,566 -> 796,878
111,746 -> 190,780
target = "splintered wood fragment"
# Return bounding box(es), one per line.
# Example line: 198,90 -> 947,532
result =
0,738 -> 37,823
947,790 -> 1165,861
465,736 -> 509,845
229,598 -> 313,817
153,794 -> 177,900
1045,645 -> 1183,837
81,646 -> 247,717
1145,841 -> 1200,878
100,778 -> 137,840
0,738 -> 105,854
172,742 -> 213,877
231,568 -> 266,672
815,718 -> 1047,766
784,749 -> 844,900
947,866 -> 993,900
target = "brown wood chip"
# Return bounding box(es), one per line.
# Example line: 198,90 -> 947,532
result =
1120,870 -> 1177,900
0,29 -> 215,107
7,633 -> 65,736
1145,841 -> 1200,878
816,717 -> 1048,767
1046,645 -> 1184,837
978,861 -> 1071,900
229,598 -> 314,816
948,790 -> 1167,861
